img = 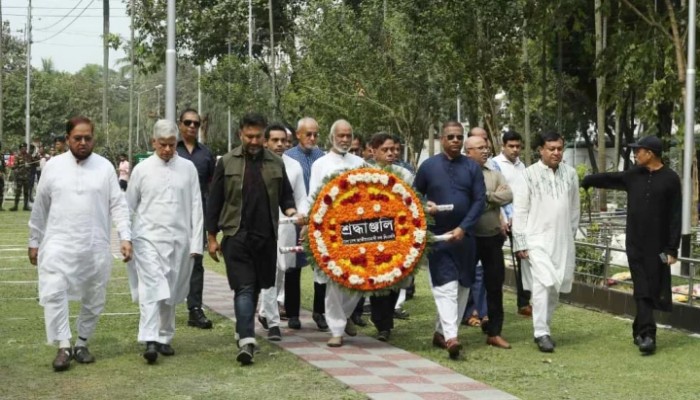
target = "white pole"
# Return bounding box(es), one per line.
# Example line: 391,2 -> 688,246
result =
248,0 -> 253,84
456,84 -> 461,122
128,0 -> 135,167
136,94 -> 141,152
197,65 -> 203,142
24,2 -> 31,148
165,0 -> 176,122
227,108 -> 232,152
682,0 -> 697,236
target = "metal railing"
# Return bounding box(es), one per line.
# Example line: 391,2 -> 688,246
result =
573,241 -> 699,307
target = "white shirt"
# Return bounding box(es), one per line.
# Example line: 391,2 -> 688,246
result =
125,154 -> 203,305
492,153 -> 525,185
512,161 -> 580,293
302,151 -> 366,214
28,151 -> 131,304
278,155 -> 306,271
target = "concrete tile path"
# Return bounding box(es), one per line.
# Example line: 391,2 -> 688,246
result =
202,269 -> 519,400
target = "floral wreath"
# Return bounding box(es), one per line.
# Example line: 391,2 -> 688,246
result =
304,167 -> 428,293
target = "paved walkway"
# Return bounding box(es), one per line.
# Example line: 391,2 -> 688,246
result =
202,269 -> 519,400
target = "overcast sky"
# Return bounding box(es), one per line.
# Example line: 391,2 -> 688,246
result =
4,0 -> 131,73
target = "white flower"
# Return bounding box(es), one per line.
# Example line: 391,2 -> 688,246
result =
359,247 -> 366,254
409,247 -> 419,257
377,244 -> 385,252
392,268 -> 402,277
348,175 -> 357,185
413,229 -> 426,243
379,174 -> 389,185
373,203 -> 381,212
357,207 -> 364,215
371,173 -> 380,183
392,183 -> 405,195
329,186 -> 340,197
348,274 -> 365,285
313,230 -> 322,239
313,214 -> 323,224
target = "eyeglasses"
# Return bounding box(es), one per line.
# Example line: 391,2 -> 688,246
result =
446,134 -> 464,141
182,119 -> 201,128
467,146 -> 489,151
305,131 -> 319,137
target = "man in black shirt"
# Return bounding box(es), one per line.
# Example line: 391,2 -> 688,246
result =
582,136 -> 681,355
176,108 -> 217,329
206,113 -> 299,365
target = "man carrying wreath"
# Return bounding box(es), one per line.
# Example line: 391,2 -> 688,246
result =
414,121 -> 486,359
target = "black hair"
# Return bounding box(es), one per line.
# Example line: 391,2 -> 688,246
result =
264,123 -> 288,139
66,116 -> 94,136
369,132 -> 395,149
54,136 -> 66,144
441,120 -> 463,135
239,113 -> 267,130
502,130 -> 523,144
353,135 -> 366,148
179,108 -> 199,122
536,131 -> 564,148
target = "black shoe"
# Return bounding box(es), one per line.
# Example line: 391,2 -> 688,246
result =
377,331 -> 391,342
268,326 -> 282,341
236,344 -> 255,365
394,308 -> 410,320
23,205 -> 31,211
258,315 -> 269,330
188,307 -> 213,329
633,336 -> 641,346
143,342 -> 158,364
9,206 -> 18,211
351,314 -> 367,327
312,312 -> 329,332
52,348 -> 72,372
73,346 -> 95,364
288,317 -> 301,330
156,343 -> 175,356
534,335 -> 555,353
638,336 -> 656,355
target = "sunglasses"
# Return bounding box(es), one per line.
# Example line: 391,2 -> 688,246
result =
182,119 -> 201,128
446,134 -> 464,141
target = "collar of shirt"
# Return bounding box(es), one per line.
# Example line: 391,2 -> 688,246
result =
494,153 -> 522,167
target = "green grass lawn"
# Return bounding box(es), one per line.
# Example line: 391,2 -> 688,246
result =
0,210 -> 363,400
3,209 -> 700,400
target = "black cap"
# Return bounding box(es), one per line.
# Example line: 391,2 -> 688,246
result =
628,136 -> 662,157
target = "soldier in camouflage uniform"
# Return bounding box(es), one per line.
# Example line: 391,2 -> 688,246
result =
0,141 -> 5,211
10,143 -> 31,211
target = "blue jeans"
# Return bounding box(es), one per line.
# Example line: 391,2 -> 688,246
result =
234,284 -> 259,344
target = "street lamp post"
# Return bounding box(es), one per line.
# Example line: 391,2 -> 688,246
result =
136,85 -> 163,153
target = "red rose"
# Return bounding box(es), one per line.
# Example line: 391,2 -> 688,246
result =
339,179 -> 348,190
388,176 -> 396,186
323,195 -> 333,205
398,215 -> 407,224
404,197 -> 412,205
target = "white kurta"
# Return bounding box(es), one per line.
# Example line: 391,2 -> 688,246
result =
302,151 -> 366,215
29,151 -> 131,305
512,161 -> 580,293
277,154 -> 306,271
126,154 -> 203,306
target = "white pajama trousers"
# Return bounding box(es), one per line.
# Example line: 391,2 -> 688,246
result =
429,276 -> 470,341
43,286 -> 106,344
138,300 -> 176,344
531,280 -> 560,338
325,282 -> 362,337
259,267 -> 286,328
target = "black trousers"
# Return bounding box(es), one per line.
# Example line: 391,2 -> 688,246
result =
508,230 -> 531,308
0,175 -> 4,207
283,268 -> 326,318
370,290 -> 400,332
352,296 -> 366,318
633,298 -> 656,340
476,234 -> 506,337
13,179 -> 29,207
188,195 -> 207,310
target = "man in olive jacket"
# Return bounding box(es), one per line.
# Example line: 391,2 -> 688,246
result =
206,113 -> 300,365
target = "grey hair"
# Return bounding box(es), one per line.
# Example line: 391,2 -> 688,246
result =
153,119 -> 179,139
330,119 -> 352,137
297,117 -> 317,131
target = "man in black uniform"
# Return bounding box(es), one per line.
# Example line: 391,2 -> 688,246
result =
582,136 -> 681,355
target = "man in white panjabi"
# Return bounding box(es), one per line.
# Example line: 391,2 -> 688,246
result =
301,119 -> 366,347
257,124 -> 306,341
126,120 -> 203,364
512,131 -> 580,353
28,116 -> 132,372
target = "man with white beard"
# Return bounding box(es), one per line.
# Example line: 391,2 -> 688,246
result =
301,119 -> 366,347
28,116 -> 132,372
257,124 -> 306,341
126,120 -> 203,364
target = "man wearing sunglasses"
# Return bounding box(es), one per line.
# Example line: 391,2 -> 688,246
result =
413,120 -> 486,360
176,108 -> 217,330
